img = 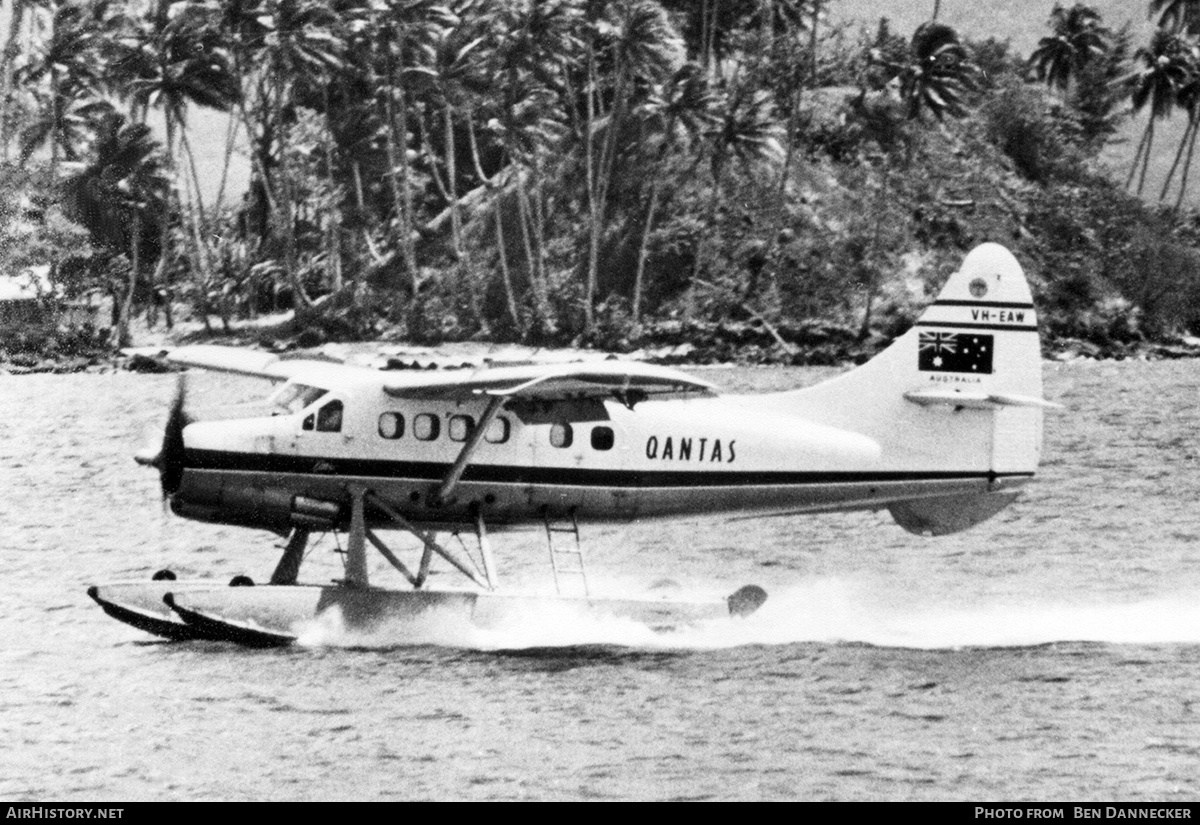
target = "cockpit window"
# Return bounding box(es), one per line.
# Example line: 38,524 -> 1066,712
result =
316,400 -> 343,433
273,383 -> 328,414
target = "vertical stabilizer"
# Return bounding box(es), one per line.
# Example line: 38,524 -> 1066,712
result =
762,243 -> 1051,534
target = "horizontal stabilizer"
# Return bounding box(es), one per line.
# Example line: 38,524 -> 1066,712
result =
904,388 -> 1062,410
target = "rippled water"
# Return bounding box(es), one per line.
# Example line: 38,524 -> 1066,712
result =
2,360 -> 1200,800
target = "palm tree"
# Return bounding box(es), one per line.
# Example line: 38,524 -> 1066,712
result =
1028,3 -> 1109,94
1070,22 -> 1133,148
242,0 -> 347,308
61,110 -> 167,346
0,0 -> 42,161
1152,0 -> 1200,34
18,90 -> 112,169
16,0 -> 117,175
660,1 -> 813,82
109,0 -> 240,318
488,0 -> 581,335
856,22 -> 976,338
688,81 -> 780,311
847,92 -> 911,340
1126,28 -> 1192,196
420,6 -> 493,327
1158,42 -> 1200,204
424,10 -> 488,261
891,22 -> 978,122
1150,3 -> 1200,207
631,61 -> 714,322
581,0 -> 679,332
369,0 -> 454,295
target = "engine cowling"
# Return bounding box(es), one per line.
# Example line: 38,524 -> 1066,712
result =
171,478 -> 343,535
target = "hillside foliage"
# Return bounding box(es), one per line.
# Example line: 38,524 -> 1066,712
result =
2,0 -> 1200,359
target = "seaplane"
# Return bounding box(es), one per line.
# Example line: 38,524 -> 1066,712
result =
88,243 -> 1058,647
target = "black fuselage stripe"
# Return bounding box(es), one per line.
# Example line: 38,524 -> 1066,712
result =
915,321 -> 1039,332
182,449 -> 1032,488
933,300 -> 1035,310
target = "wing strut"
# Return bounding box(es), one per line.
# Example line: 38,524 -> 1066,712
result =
433,394 -> 507,506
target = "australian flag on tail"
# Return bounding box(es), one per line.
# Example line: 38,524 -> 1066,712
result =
918,331 -> 994,374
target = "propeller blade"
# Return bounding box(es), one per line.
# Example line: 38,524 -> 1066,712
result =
158,374 -> 191,498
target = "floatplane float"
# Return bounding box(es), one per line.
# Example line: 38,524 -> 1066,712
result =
88,243 -> 1058,647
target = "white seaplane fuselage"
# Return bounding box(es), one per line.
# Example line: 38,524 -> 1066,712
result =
88,243 -> 1056,646
174,375 -> 1024,534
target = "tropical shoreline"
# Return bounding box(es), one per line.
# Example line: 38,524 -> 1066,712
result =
4,317 -> 1199,376
6,2 -> 1200,383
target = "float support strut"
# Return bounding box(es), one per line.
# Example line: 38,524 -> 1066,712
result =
344,485 -> 370,588
364,491 -> 489,590
476,507 -> 498,590
269,528 -> 310,585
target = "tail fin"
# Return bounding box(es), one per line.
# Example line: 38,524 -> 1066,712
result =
771,243 -> 1053,535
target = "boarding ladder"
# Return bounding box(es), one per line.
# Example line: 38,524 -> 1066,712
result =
544,508 -> 590,598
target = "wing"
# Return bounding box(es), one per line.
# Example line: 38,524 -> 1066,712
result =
382,360 -> 718,403
126,345 -> 349,383
128,346 -> 718,402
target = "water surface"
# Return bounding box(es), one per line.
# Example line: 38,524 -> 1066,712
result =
1,360 -> 1199,800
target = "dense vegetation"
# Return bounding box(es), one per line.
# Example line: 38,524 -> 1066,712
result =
5,0 -> 1200,362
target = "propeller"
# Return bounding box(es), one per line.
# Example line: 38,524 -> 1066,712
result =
135,374 -> 191,499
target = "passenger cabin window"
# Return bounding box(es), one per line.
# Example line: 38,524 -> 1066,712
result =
378,412 -> 404,439
414,413 -> 440,441
316,400 -> 343,433
485,416 -> 510,444
449,414 -> 475,442
591,426 -> 614,451
550,422 -> 573,448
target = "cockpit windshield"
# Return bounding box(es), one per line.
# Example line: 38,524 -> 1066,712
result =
271,383 -> 328,414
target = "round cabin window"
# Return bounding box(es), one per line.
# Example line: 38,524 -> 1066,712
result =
378,412 -> 404,439
591,426 -> 614,451
485,416 -> 510,444
550,422 -> 573,448
414,413 -> 440,441
449,414 -> 475,442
